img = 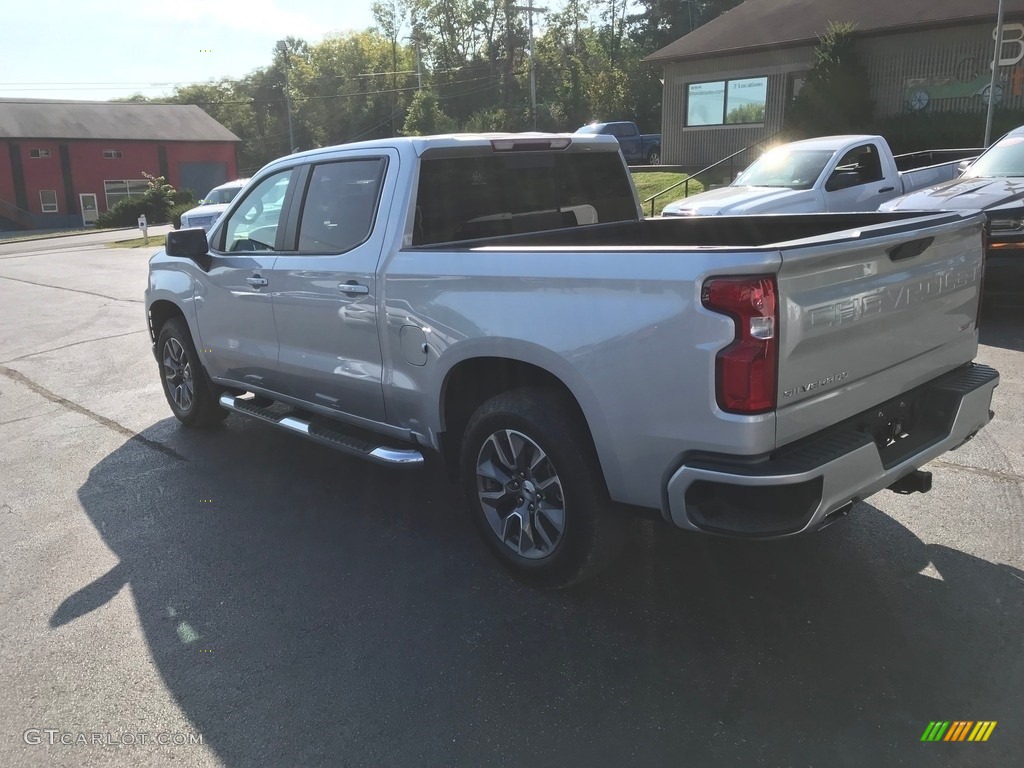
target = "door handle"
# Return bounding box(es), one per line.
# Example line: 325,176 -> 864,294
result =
878,186 -> 895,193
338,281 -> 369,295
887,236 -> 934,262
246,275 -> 269,287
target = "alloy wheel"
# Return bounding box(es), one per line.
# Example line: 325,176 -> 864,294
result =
162,337 -> 194,412
475,429 -> 566,560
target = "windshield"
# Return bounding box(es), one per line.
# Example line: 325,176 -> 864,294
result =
202,186 -> 243,205
575,124 -> 602,134
964,134 -> 1024,178
734,148 -> 835,189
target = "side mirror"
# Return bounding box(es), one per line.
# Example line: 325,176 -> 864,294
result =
956,159 -> 974,175
166,227 -> 211,269
825,170 -> 862,192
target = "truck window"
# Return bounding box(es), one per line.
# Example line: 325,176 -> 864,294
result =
413,152 -> 636,245
831,144 -> 883,187
220,170 -> 292,253
295,158 -> 386,254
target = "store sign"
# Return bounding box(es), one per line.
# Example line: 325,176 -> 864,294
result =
993,23 -> 1024,67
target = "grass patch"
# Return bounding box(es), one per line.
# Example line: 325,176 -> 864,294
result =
109,234 -> 166,249
631,171 -> 704,216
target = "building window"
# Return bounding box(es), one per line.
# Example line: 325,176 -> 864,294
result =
40,190 -> 58,213
686,76 -> 768,126
104,179 -> 149,209
103,149 -> 123,159
29,148 -> 51,159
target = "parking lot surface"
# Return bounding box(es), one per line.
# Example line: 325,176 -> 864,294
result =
1,236 -> 1022,767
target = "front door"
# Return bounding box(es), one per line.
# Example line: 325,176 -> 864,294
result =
192,168 -> 296,393
271,153 -> 394,421
823,143 -> 892,212
80,194 -> 98,226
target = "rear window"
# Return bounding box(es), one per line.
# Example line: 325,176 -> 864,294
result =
412,152 -> 637,246
203,187 -> 242,205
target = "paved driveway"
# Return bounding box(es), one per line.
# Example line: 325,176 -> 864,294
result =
1,240 -> 1021,767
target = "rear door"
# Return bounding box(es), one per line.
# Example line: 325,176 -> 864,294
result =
614,123 -> 641,162
269,150 -> 396,421
773,212 -> 986,446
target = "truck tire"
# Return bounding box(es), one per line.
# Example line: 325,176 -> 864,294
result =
647,148 -> 661,165
156,316 -> 227,428
460,387 -> 623,588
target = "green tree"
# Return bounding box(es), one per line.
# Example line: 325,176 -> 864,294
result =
784,21 -> 874,137
401,89 -> 457,134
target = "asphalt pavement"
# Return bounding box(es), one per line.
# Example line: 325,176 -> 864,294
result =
0,233 -> 1022,768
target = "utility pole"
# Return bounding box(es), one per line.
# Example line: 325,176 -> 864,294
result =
984,0 -> 1006,146
276,40 -> 297,153
513,2 -> 548,130
407,10 -> 423,91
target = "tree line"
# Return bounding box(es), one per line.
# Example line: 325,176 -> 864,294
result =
124,1 -> 741,175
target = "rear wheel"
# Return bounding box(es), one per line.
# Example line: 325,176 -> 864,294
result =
647,148 -> 661,165
156,317 -> 227,428
460,387 -> 622,588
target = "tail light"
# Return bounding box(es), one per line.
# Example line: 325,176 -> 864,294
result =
701,275 -> 778,414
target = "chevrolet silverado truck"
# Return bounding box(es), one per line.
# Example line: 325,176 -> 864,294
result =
146,132 -> 999,588
880,125 -> 1024,308
661,135 -> 980,216
576,121 -> 661,164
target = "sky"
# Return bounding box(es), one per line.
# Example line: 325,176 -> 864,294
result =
0,0 -> 377,102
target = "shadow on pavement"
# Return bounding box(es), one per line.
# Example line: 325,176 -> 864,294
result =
979,304 -> 1024,352
69,416 -> 1022,767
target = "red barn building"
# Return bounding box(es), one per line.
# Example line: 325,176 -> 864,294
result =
0,98 -> 239,230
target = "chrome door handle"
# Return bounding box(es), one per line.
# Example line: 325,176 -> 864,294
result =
246,276 -> 269,287
338,281 -> 369,295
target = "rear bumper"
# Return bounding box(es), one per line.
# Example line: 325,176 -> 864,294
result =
664,363 -> 999,537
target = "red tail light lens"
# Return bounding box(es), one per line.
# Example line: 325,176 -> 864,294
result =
701,276 -> 778,414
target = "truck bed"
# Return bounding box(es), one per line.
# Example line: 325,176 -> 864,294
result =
412,211 -> 968,250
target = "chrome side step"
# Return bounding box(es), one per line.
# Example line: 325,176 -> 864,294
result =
218,394 -> 424,466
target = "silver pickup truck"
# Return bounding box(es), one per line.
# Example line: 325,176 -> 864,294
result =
146,133 -> 999,587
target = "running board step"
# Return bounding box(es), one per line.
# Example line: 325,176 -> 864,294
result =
218,394 -> 424,466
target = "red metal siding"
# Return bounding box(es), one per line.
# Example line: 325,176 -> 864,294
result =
0,141 -> 15,204
67,141 -> 162,212
22,140 -> 68,215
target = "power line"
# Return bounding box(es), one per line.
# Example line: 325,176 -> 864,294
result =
0,74 -> 502,108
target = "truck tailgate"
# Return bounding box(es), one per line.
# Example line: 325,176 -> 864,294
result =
774,212 -> 986,447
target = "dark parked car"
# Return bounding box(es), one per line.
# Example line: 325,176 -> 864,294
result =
881,126 -> 1024,307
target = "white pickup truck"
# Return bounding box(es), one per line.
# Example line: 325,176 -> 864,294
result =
147,132 -> 998,587
661,135 -> 979,217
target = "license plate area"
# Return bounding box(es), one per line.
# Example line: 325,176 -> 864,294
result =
863,398 -> 919,452
854,387 -> 958,470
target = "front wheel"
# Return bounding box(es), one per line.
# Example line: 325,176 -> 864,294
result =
156,317 -> 227,428
460,387 -> 622,588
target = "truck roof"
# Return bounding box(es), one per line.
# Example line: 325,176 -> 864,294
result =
262,132 -> 621,171
780,135 -> 885,152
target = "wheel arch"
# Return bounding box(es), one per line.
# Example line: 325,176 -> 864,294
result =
438,355 -> 617,492
148,299 -> 187,344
